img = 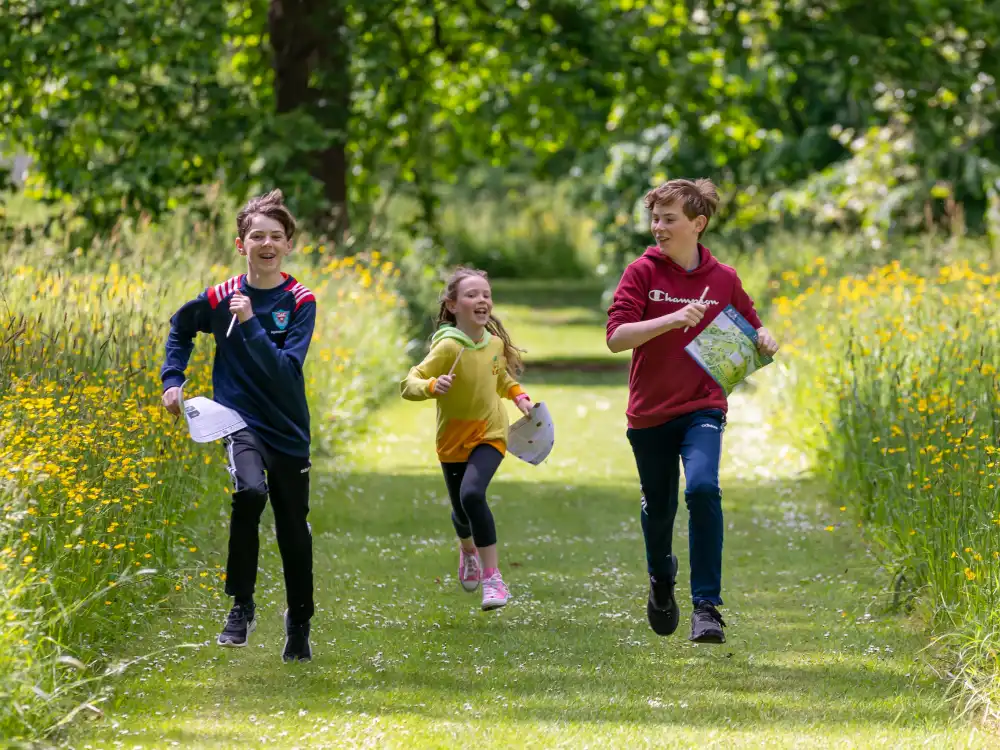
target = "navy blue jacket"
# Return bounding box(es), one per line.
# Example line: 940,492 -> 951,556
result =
161,273 -> 316,457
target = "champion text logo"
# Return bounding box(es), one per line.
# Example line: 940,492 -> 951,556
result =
648,289 -> 720,305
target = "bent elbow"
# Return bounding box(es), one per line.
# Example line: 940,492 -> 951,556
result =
400,383 -> 427,402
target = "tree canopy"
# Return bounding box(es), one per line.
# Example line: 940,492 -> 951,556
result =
3,0 -> 998,248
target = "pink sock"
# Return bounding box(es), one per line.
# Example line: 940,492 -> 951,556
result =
483,567 -> 500,579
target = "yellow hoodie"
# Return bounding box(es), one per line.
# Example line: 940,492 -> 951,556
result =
400,325 -> 526,463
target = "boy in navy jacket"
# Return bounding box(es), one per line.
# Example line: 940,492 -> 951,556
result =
160,189 -> 316,662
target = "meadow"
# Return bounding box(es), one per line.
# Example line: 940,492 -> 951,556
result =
0,223 -> 410,742
769,242 -> 1000,721
6,0 -> 1000,742
6,202 -> 1000,744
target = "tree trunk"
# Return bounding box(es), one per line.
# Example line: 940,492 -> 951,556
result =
268,0 -> 351,241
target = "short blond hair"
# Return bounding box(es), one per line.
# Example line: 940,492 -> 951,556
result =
643,178 -> 720,236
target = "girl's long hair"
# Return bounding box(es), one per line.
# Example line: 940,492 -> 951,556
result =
436,266 -> 524,377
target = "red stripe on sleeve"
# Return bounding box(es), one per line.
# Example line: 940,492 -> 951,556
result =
294,293 -> 316,311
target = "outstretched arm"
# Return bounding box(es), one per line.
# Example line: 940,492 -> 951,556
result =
497,365 -> 532,416
160,293 -> 213,415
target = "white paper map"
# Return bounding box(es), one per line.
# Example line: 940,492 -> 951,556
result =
508,401 -> 555,465
179,382 -> 248,443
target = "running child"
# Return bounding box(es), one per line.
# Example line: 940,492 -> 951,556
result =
606,178 -> 779,644
400,267 -> 534,611
160,189 -> 317,662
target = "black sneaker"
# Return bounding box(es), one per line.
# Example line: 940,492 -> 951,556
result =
647,554 -> 679,636
218,601 -> 256,647
689,601 -> 726,643
282,610 -> 312,663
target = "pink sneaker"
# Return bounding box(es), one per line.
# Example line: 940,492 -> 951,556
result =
481,572 -> 510,611
458,547 -> 481,592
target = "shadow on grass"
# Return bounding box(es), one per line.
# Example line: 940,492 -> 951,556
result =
520,358 -> 629,387
491,278 -> 607,310
312,470 -> 830,541
507,306 -> 609,327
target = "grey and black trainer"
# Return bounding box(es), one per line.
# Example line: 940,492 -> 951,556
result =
218,601 -> 256,647
689,600 -> 726,643
282,610 -> 312,662
647,554 -> 680,636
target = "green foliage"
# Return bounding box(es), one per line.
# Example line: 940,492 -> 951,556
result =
1,2 -> 258,231
1,0 -> 639,237
6,0 -> 997,255
593,0 -> 1000,273
771,118 -> 1000,247
434,186 -> 598,281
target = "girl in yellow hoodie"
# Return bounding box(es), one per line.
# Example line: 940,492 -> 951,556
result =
401,267 -> 533,610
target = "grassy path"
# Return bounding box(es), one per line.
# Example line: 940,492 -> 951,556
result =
71,286 -> 988,749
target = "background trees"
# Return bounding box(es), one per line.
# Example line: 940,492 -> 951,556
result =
3,0 -> 998,258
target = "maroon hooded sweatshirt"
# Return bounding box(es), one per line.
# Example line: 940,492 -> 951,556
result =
606,244 -> 763,430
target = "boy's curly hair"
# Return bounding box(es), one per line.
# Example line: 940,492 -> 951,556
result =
437,266 -> 524,378
236,189 -> 297,242
643,178 -> 720,237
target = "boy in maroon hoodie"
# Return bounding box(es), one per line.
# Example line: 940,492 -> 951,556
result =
606,178 -> 779,643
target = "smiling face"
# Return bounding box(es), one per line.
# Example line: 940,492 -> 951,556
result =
236,214 -> 291,277
446,275 -> 493,332
650,199 -> 707,254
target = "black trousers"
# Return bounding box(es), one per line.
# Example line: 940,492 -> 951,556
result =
442,444 -> 503,548
222,429 -> 314,623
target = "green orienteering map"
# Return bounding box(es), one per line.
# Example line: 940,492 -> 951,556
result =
685,305 -> 773,395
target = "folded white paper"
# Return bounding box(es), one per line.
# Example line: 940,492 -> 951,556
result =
179,382 -> 247,443
508,401 -> 555,466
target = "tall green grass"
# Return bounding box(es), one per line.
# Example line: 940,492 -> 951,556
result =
387,182 -> 600,280
770,256 -> 1000,718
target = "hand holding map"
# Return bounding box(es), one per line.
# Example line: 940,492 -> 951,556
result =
178,382 -> 248,443
508,401 -> 555,465
685,305 -> 773,395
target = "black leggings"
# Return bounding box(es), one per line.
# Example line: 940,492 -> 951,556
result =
441,444 -> 503,548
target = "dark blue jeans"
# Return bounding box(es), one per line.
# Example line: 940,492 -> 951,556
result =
626,409 -> 726,606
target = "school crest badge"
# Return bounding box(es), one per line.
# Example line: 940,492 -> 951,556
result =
272,309 -> 290,330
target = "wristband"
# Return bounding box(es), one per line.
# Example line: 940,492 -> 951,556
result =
514,393 -> 530,405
